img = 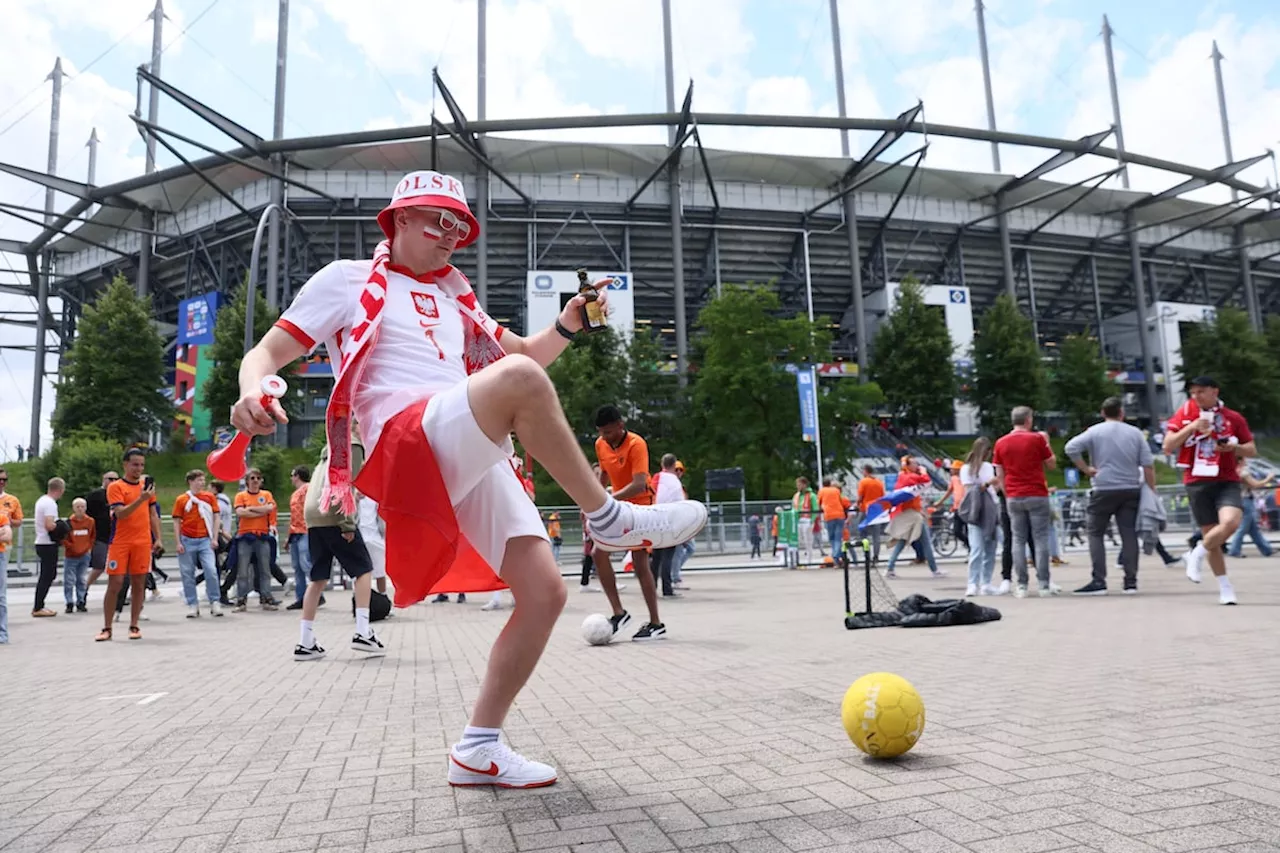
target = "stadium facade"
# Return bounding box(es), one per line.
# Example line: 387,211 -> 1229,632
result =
4,17 -> 1279,452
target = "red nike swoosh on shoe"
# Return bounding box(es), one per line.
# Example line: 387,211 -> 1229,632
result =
451,756 -> 501,776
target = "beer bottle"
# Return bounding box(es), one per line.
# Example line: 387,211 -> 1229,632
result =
577,268 -> 607,334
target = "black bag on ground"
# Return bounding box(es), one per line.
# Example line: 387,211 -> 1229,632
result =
353,589 -> 392,622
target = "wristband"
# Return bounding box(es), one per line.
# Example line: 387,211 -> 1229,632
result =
554,318 -> 576,341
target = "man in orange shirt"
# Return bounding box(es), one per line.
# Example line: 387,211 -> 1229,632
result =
172,469 -> 223,618
855,465 -> 886,563
0,466 -> 22,643
97,448 -> 162,641
63,497 -> 95,613
233,468 -> 281,611
592,405 -> 664,641
287,465 -> 311,609
817,478 -> 851,560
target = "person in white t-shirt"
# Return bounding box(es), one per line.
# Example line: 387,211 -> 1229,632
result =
229,169 -> 707,791
649,454 -> 685,598
32,477 -> 65,617
958,438 -> 1000,597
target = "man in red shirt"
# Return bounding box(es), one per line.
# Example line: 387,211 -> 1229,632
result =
1162,376 -> 1255,605
993,406 -> 1060,598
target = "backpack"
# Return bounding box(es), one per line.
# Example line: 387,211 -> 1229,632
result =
353,588 -> 392,622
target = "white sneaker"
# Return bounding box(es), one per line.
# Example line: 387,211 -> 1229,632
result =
590,500 -> 708,553
996,579 -> 1011,595
1219,585 -> 1237,606
187,604 -> 200,619
209,600 -> 224,617
1014,584 -> 1028,599
979,584 -> 997,596
964,584 -> 978,597
448,740 -> 557,789
1039,583 -> 1062,598
480,599 -> 502,611
1184,545 -> 1205,584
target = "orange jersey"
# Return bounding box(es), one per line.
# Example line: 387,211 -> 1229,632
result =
289,486 -> 308,535
64,515 -> 96,558
107,479 -> 157,545
172,491 -> 218,539
594,432 -> 653,506
817,486 -> 850,520
856,476 -> 885,512
547,519 -> 561,538
235,489 -> 276,535
0,494 -> 21,553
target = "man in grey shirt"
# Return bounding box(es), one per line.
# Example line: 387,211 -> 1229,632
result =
1065,396 -> 1156,595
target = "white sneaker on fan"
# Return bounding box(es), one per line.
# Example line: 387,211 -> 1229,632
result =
590,500 -> 707,552
447,740 -> 557,789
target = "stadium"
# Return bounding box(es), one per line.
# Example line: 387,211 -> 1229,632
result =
4,2 -> 1279,452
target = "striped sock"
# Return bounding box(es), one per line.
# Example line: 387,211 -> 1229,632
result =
456,726 -> 501,751
586,497 -> 627,537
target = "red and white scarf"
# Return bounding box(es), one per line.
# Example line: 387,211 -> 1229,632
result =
1170,398 -> 1236,477
318,239 -> 506,516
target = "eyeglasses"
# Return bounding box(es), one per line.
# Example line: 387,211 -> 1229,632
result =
415,207 -> 471,241
247,477 -> 262,482
105,476 -> 119,482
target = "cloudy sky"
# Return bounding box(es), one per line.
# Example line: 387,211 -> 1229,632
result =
1,0 -> 1277,458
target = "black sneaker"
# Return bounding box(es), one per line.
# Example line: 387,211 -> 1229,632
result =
286,601 -> 304,611
1123,585 -> 1138,595
432,594 -> 449,603
293,642 -> 326,661
632,622 -> 667,641
351,632 -> 386,656
76,602 -> 88,613
65,604 -> 74,614
609,610 -> 631,637
1072,580 -> 1108,596
457,594 -> 467,604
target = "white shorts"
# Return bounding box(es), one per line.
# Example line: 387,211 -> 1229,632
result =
421,378 -> 548,573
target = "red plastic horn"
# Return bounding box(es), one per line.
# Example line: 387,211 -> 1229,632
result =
206,375 -> 288,481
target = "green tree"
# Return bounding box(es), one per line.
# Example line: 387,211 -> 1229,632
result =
52,275 -> 172,443
544,326 -> 629,442
1265,314 -> 1280,376
248,444 -> 289,497
869,276 -> 957,433
202,281 -> 300,441
969,293 -> 1047,434
623,327 -> 683,447
31,428 -> 124,505
1178,307 -> 1280,430
1051,333 -> 1114,433
685,284 -> 875,499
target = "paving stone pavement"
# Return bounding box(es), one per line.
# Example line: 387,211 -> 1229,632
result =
2,553 -> 1280,853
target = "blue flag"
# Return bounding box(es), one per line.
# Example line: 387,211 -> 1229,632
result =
796,366 -> 818,443
858,487 -> 924,531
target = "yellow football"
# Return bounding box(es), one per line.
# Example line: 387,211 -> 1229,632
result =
840,672 -> 925,759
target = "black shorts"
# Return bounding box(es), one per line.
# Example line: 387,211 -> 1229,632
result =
307,526 -> 373,581
1186,480 -> 1244,528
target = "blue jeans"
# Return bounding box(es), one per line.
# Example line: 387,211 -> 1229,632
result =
1228,501 -> 1273,558
289,533 -> 312,603
672,540 -> 693,582
178,535 -> 219,605
887,523 -> 938,573
825,518 -> 845,558
63,553 -> 90,606
966,524 -> 997,588
0,549 -> 8,643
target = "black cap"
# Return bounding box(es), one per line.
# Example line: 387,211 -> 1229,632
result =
1187,375 -> 1219,390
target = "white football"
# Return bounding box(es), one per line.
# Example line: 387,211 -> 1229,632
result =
581,613 -> 614,646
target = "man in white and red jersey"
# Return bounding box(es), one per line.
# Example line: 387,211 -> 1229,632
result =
1162,376 -> 1255,605
230,169 -> 707,789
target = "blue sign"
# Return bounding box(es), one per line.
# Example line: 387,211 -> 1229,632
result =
177,292 -> 220,345
533,274 -> 553,290
796,366 -> 818,443
1064,468 -> 1080,488
606,274 -> 629,291
949,288 -> 967,304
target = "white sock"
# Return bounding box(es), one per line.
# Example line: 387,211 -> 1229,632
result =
1217,575 -> 1232,590
299,619 -> 315,647
586,496 -> 630,537
456,725 -> 500,750
355,608 -> 370,637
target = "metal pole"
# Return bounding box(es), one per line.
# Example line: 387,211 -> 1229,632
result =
266,0 -> 289,309
1024,250 -> 1040,345
246,203 -> 287,354
802,232 -> 824,485
713,227 -> 722,298
86,128 -> 99,185
997,192 -> 1016,300
475,0 -> 489,305
30,58 -> 63,456
1101,16 -> 1129,189
830,0 -> 867,378
1089,254 -> 1106,351
145,1 -> 163,173
829,0 -> 850,160
1126,211 -> 1160,421
975,0 -> 1001,171
662,0 -> 688,384
1211,40 -> 1261,330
